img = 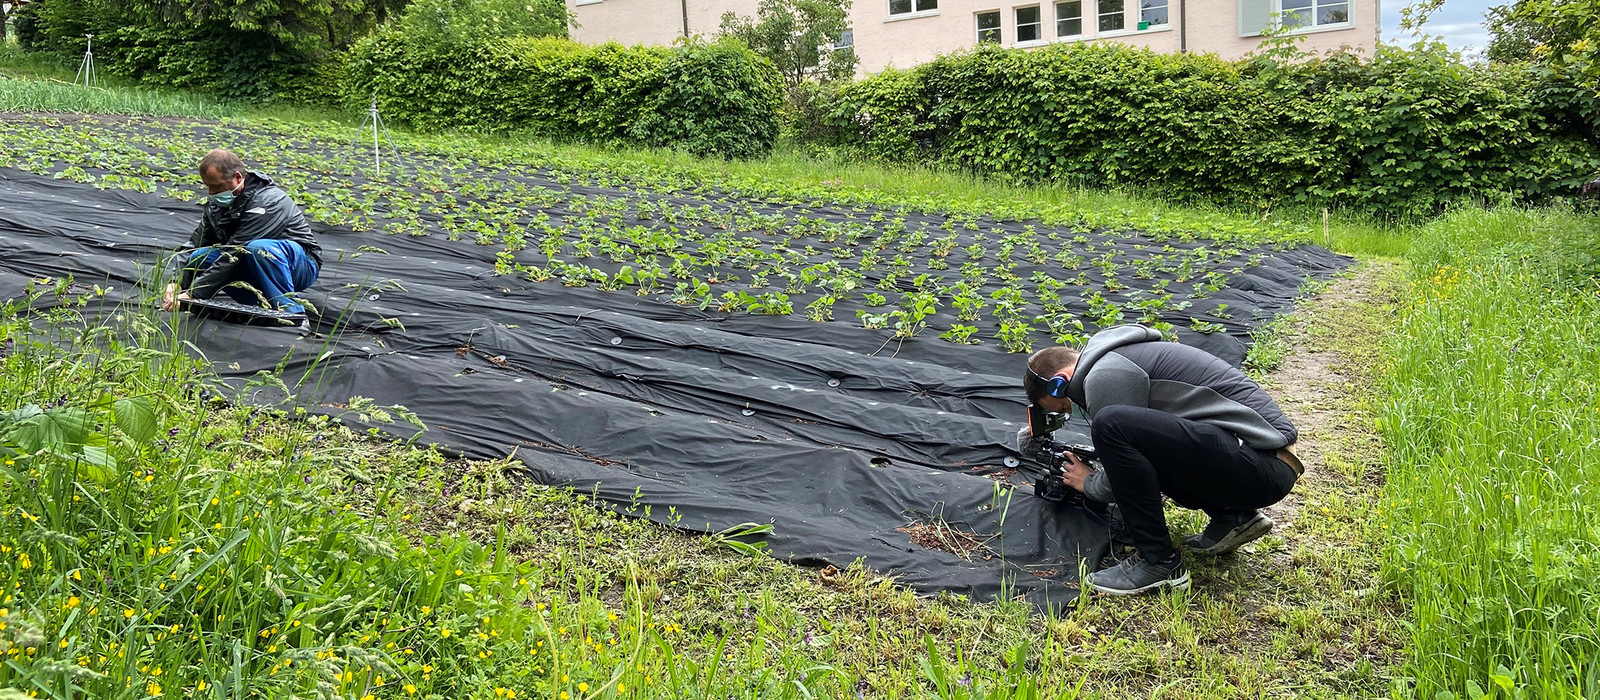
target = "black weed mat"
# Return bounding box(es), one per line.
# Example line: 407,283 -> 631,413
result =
0,121 -> 1350,609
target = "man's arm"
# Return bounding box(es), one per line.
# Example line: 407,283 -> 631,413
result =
1080,353 -> 1152,417
186,191 -> 302,299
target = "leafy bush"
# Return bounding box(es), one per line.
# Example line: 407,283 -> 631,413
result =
18,0 -> 403,103
12,2 -> 43,51
346,34 -> 783,159
397,0 -> 569,44
806,41 -> 1600,216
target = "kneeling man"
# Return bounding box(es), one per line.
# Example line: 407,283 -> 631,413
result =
162,149 -> 321,316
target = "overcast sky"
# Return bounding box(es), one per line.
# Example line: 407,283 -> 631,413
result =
1382,0 -> 1501,55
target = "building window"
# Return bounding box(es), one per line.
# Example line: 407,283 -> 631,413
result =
1055,1 -> 1083,36
1016,5 -> 1042,42
889,0 -> 937,16
976,11 -> 1002,43
1097,0 -> 1123,31
1140,0 -> 1167,25
836,29 -> 855,48
1280,0 -> 1347,27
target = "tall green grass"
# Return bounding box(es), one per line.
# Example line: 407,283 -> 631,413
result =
1378,206 -> 1600,698
0,76 -> 240,119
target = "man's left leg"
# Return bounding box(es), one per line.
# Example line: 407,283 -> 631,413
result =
1084,405 -> 1298,595
238,239 -> 316,313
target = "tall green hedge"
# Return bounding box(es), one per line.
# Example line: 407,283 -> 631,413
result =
810,42 -> 1600,215
345,33 -> 784,159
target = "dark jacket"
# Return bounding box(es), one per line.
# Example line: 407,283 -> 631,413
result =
182,171 -> 320,299
1068,325 -> 1298,448
1069,325 -> 1298,502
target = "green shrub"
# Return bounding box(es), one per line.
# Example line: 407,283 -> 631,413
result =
398,0 -> 570,43
19,0 -> 401,103
811,42 -> 1600,216
12,2 -> 43,51
345,33 -> 783,159
629,41 -> 784,159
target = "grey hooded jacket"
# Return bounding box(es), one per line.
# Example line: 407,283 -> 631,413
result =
1050,325 -> 1298,502
181,171 -> 321,299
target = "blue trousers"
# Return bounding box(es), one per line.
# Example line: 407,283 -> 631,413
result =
188,239 -> 319,313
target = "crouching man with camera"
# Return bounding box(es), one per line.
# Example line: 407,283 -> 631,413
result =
1020,324 -> 1305,596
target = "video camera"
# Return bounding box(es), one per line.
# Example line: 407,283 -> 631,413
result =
1026,403 -> 1100,503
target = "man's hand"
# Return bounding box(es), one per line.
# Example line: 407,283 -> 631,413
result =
1060,451 -> 1093,492
161,283 -> 190,312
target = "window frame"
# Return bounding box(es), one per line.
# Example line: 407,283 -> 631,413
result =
1096,0 -> 1124,32
975,10 -> 1003,43
888,0 -> 938,18
1138,0 -> 1168,27
1054,0 -> 1083,37
1014,4 -> 1043,43
1277,0 -> 1349,30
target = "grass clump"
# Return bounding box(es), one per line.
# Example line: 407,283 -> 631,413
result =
1377,206 -> 1600,697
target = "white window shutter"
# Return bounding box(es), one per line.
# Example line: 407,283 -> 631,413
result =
1238,0 -> 1271,36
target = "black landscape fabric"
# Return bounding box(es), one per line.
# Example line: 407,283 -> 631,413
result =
0,157 -> 1349,610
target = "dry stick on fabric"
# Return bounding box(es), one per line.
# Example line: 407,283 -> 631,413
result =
869,333 -> 895,357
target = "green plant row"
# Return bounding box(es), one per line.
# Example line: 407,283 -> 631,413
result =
344,34 -> 784,160
801,42 -> 1600,217
0,116 -> 1292,353
1377,206 -> 1600,697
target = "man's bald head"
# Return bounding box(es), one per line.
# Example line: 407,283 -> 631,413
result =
198,149 -> 246,180
198,150 -> 246,196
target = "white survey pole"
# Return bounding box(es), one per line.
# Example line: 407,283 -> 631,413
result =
75,34 -> 97,88
370,95 -> 382,178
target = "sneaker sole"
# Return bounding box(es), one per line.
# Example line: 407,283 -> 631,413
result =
1188,514 -> 1274,556
1086,569 -> 1192,596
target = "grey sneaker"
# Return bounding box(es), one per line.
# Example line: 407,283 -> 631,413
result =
1184,510 -> 1273,555
1084,556 -> 1190,596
